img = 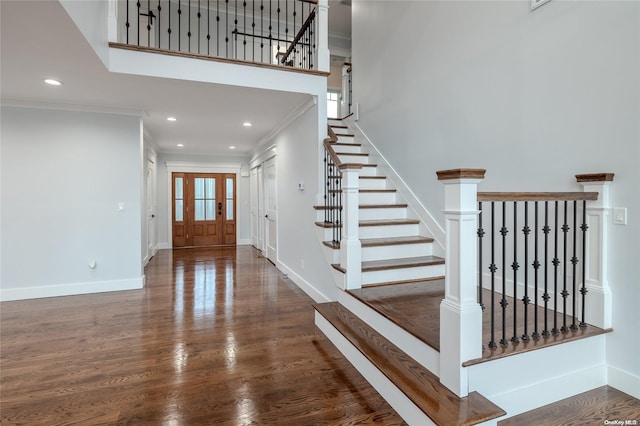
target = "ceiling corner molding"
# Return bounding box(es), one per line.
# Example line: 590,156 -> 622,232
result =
0,98 -> 145,117
253,95 -> 316,150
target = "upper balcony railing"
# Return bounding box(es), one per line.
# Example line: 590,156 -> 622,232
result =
115,0 -> 320,71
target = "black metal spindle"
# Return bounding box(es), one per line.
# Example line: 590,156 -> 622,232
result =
188,0 -> 192,52
178,0 -> 182,51
225,0 -> 229,57
542,201 -> 550,336
197,0 -> 201,54
207,0 -> 211,55
580,200 -> 588,328
269,0 -> 273,63
277,0 -> 281,62
260,0 -> 264,62
234,0 -> 238,59
489,202 -> 497,349
126,0 -> 130,44
571,200 -> 579,330
478,202 -> 485,312
522,201 -> 531,341
157,1 -> 161,49
323,152 -> 328,223
137,0 -> 141,45
243,0 -> 247,60
532,201 -> 540,339
511,202 -> 519,344
552,201 -> 559,335
500,202 -> 508,346
147,0 -> 151,47
561,200 -> 569,333
252,1 -> 255,61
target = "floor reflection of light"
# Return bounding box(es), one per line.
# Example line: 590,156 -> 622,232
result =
173,342 -> 188,376
162,396 -> 183,426
174,263 -> 184,320
235,383 -> 255,426
194,262 -> 216,324
225,261 -> 234,317
225,332 -> 237,370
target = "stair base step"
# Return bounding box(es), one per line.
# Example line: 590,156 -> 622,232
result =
314,302 -> 506,426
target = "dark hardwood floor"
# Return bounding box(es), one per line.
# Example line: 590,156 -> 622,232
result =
0,247 -> 404,425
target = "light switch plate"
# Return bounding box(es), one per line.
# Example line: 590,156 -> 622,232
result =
613,207 -> 627,225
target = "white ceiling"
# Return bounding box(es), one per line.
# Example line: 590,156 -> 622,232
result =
0,0 -> 351,156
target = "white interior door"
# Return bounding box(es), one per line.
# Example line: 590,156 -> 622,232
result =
265,157 -> 277,264
250,167 -> 259,248
146,159 -> 156,262
257,165 -> 265,252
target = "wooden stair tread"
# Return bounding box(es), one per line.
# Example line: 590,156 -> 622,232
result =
330,124 -> 348,129
336,152 -> 368,156
360,219 -> 420,226
335,133 -> 355,137
314,302 -> 506,425
362,256 -> 444,272
322,236 -> 434,250
314,203 -> 406,210
331,142 -> 362,147
331,256 -> 444,273
328,189 -> 396,194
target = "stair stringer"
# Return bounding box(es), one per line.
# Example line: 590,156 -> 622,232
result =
468,334 -> 607,421
346,117 -> 445,258
338,291 -> 440,375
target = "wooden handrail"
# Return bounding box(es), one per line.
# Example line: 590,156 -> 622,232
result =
281,9 -> 316,64
477,192 -> 598,202
324,126 -> 362,171
327,113 -> 354,121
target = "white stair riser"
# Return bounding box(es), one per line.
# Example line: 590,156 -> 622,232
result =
337,153 -> 369,164
360,167 -> 378,177
359,178 -> 387,190
359,223 -> 419,239
359,207 -> 407,221
337,135 -> 355,143
362,243 -> 433,262
332,144 -> 361,154
359,191 -> 396,204
362,264 -> 446,285
328,120 -> 343,126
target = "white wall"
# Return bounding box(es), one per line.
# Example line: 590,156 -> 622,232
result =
251,101 -> 338,302
352,0 -> 639,396
155,153 -> 252,247
0,106 -> 144,300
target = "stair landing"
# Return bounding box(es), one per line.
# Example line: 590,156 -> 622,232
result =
346,281 -> 609,362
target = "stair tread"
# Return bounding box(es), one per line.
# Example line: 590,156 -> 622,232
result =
362,256 -> 444,271
360,219 -> 420,226
331,142 -> 362,146
336,152 -> 368,156
328,189 -> 395,194
314,302 -> 506,425
322,236 -> 434,250
313,203 -> 406,210
335,133 -> 355,137
330,124 -> 348,129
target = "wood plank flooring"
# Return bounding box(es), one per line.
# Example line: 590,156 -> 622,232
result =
0,247 -> 404,425
499,386 -> 640,426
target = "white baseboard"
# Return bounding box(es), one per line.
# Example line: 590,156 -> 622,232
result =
0,277 -> 145,301
157,242 -> 172,250
277,260 -> 333,303
608,365 -> 640,399
237,238 -> 251,245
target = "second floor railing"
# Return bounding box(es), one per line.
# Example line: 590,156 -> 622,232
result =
118,0 -> 318,70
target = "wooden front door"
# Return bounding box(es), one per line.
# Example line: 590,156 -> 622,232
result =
172,173 -> 236,247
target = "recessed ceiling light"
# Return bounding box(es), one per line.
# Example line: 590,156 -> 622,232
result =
229,146 -> 236,150
177,143 -> 184,147
243,122 -> 252,127
44,79 -> 62,86
167,117 -> 177,122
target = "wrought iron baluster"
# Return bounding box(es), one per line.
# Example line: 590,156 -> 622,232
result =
178,0 -> 182,51
580,200 -> 588,328
225,0 -> 229,57
168,0 -> 172,49
207,0 -> 211,55
197,0 -> 201,54
532,201 -> 540,339
478,202 -> 485,312
511,202 -> 519,344
542,201 -> 550,336
561,200 -> 569,333
147,0 -> 151,47
243,0 -> 247,60
500,201 -> 508,346
522,201 -> 530,341
571,200 -> 579,330
188,0 -> 192,52
277,0 -> 281,63
252,0 -> 255,62
126,0 -> 130,44
269,0 -> 273,63
260,0 -> 264,62
552,201 -> 559,335
157,1 -> 161,49
137,0 -> 141,45
488,202 -> 497,349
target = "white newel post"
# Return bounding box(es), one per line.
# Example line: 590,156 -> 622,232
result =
316,0 -> 330,72
576,173 -> 614,329
340,165 -> 362,290
437,169 -> 486,397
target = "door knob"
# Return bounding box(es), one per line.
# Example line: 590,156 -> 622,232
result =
265,214 -> 268,218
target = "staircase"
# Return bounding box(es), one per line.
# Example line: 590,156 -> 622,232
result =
312,118 -> 612,425
313,118 -> 505,425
